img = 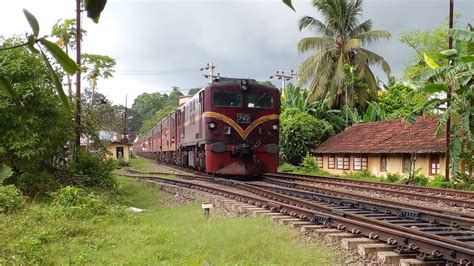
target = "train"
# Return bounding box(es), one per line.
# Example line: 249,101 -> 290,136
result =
135,78 -> 280,176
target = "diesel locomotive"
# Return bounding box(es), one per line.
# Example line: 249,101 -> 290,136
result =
135,78 -> 280,176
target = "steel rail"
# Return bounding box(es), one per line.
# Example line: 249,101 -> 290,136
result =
126,172 -> 474,264
269,172 -> 474,199
266,173 -> 474,209
263,177 -> 474,224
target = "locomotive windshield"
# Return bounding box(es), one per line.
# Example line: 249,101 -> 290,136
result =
213,92 -> 242,107
246,93 -> 273,108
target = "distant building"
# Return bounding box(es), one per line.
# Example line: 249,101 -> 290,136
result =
106,141 -> 132,160
81,131 -> 132,161
313,116 -> 446,177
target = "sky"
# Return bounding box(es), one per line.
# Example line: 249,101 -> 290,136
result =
1,0 -> 472,105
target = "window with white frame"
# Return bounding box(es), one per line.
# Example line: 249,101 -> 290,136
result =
430,155 -> 440,175
353,156 -> 368,171
328,156 -> 335,169
316,156 -> 323,168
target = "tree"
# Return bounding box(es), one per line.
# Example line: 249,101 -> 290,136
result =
187,88 -> 201,96
81,54 -> 116,109
139,106 -> 176,137
399,18 -> 457,82
410,27 -> 474,181
281,83 -> 345,140
378,83 -> 430,119
51,18 -> 86,99
297,0 -> 391,108
0,38 -> 74,195
279,108 -> 325,165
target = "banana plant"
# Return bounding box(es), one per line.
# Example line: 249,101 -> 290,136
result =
409,26 -> 474,180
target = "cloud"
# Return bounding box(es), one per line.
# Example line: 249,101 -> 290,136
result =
1,0 -> 472,105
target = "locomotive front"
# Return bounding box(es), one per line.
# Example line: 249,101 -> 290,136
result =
202,78 -> 280,176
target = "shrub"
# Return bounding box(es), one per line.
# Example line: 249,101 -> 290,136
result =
412,174 -> 429,186
117,159 -> 130,168
385,173 -> 402,183
301,154 -> 318,172
50,186 -> 108,218
67,149 -> 117,190
280,108 -> 325,165
279,163 -> 298,173
0,185 -> 26,214
428,175 -> 456,189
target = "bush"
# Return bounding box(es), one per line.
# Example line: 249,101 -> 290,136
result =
117,159 -> 130,168
427,175 -> 455,189
412,174 -> 429,186
385,173 -> 402,183
344,170 -> 377,180
0,185 -> 26,214
279,163 -> 299,173
301,154 -> 318,172
50,186 -> 108,218
67,150 -> 117,190
280,108 -> 325,165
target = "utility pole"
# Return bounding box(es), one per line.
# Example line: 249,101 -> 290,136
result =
123,94 -> 128,143
445,0 -> 454,181
75,0 -> 82,151
200,62 -> 219,83
269,70 -> 295,91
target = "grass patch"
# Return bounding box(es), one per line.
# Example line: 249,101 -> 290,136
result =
1,175 -> 338,264
128,156 -> 152,172
278,163 -> 333,177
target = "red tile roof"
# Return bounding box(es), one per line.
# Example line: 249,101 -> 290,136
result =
314,116 -> 446,154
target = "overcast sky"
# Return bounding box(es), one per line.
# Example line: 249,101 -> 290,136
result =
1,0 -> 472,105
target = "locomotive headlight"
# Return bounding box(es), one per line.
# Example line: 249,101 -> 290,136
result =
272,124 -> 279,131
208,122 -> 216,129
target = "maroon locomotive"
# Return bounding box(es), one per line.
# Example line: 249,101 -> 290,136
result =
135,78 -> 280,176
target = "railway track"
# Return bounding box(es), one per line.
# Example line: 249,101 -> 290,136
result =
123,169 -> 474,264
265,173 -> 474,209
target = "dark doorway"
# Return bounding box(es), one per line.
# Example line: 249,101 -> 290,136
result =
116,146 -> 124,159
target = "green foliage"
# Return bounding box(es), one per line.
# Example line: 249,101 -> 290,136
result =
301,154 -> 318,172
385,173 -> 402,183
280,108 -> 325,165
50,186 -> 108,218
117,158 -> 130,168
139,105 -> 175,137
297,0 -> 390,107
83,0 -> 108,23
411,174 -> 429,186
67,150 -> 116,190
187,87 -> 201,96
281,84 -> 345,140
278,163 -> 299,173
0,38 -> 74,195
400,18 -> 451,81
0,10 -> 78,109
0,185 -> 26,214
378,83 -> 430,118
0,175 -> 339,265
344,171 -> 382,181
410,26 -> 474,179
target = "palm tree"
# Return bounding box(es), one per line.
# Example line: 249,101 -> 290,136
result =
297,0 -> 391,108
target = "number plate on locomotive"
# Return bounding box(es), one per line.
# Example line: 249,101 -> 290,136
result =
237,113 -> 251,124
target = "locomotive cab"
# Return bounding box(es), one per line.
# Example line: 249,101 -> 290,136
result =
202,78 -> 280,176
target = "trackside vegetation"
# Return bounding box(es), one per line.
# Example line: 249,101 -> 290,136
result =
0,173 -> 339,264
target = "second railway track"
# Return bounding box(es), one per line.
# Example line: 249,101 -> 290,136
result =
266,172 -> 474,209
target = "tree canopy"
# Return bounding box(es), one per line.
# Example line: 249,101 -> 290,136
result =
297,0 -> 391,108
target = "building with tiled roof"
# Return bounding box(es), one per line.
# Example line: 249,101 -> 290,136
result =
313,116 -> 446,177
